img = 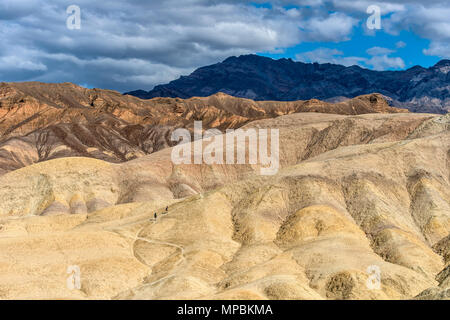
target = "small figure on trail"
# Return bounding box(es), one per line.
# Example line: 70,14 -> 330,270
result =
162,206 -> 169,214
154,212 -> 157,219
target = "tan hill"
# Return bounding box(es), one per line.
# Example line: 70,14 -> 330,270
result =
0,82 -> 407,175
0,111 -> 448,300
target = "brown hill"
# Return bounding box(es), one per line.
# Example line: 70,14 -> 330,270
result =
0,82 -> 407,174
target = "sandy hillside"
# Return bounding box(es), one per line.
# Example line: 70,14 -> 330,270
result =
0,110 -> 448,300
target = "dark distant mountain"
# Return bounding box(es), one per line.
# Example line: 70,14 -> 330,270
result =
125,54 -> 450,114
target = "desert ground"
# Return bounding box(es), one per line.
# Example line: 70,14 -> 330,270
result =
0,82 -> 448,299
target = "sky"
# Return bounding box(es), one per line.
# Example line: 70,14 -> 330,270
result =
0,0 -> 449,92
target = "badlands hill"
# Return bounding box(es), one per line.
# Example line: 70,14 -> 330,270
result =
0,103 -> 448,299
0,81 -> 405,175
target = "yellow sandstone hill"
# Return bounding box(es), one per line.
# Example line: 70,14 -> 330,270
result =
0,111 -> 448,300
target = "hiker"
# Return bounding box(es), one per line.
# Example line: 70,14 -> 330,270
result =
154,212 -> 157,219
162,206 -> 168,214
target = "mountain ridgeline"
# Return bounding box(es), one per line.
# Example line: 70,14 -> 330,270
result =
126,54 -> 450,114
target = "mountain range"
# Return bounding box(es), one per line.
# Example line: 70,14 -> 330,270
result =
126,54 -> 450,114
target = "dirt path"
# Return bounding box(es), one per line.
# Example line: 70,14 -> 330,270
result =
112,219 -> 186,296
